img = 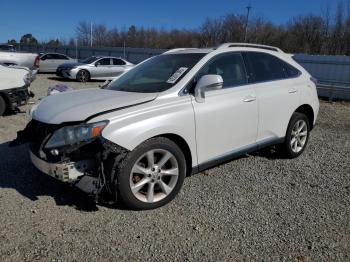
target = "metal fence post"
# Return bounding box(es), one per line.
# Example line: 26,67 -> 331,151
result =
329,83 -> 335,102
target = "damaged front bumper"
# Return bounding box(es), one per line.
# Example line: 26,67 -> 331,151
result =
15,120 -> 127,200
1,85 -> 34,111
30,149 -> 99,194
30,150 -> 93,183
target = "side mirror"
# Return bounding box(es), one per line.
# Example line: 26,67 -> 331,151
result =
194,74 -> 223,103
95,62 -> 100,67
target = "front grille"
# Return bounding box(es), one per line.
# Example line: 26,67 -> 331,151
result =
24,120 -> 59,153
24,120 -> 62,162
29,120 -> 58,143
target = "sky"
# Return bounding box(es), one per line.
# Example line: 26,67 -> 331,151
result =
0,0 -> 339,43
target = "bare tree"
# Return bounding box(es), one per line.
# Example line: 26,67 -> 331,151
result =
75,22 -> 91,46
69,0 -> 350,56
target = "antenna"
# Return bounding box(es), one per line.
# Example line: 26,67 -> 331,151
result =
244,5 -> 252,43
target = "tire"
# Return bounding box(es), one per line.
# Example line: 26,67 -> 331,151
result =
109,137 -> 186,210
0,96 -> 6,116
280,112 -> 310,158
76,70 -> 90,82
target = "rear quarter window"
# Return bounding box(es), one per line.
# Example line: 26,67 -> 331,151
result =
281,61 -> 301,78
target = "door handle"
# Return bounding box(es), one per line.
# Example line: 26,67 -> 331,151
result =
288,88 -> 297,94
243,95 -> 256,102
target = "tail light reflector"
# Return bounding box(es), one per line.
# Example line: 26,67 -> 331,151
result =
34,56 -> 40,69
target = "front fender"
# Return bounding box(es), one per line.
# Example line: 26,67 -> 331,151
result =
96,96 -> 198,167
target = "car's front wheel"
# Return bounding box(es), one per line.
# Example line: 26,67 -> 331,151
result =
280,112 -> 310,158
76,70 -> 90,82
109,137 -> 186,210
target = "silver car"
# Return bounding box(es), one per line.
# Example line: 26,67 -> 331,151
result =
39,53 -> 76,73
56,56 -> 134,82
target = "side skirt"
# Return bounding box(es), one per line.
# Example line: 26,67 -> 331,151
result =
191,137 -> 285,175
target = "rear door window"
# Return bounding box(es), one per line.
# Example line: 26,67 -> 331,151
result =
113,58 -> 126,65
244,52 -> 286,83
96,58 -> 111,66
55,54 -> 69,60
44,54 -> 54,60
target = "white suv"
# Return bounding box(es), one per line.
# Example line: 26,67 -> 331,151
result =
19,43 -> 319,210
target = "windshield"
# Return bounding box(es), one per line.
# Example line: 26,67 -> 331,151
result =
80,56 -> 98,64
107,53 -> 205,93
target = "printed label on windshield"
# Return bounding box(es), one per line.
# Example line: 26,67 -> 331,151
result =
166,67 -> 188,84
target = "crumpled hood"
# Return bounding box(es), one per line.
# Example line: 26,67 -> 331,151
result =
32,88 -> 157,124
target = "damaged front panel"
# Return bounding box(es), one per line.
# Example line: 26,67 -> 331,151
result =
14,119 -> 128,201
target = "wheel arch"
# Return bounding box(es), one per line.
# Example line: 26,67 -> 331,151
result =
294,104 -> 315,130
151,133 -> 193,176
0,92 -> 9,111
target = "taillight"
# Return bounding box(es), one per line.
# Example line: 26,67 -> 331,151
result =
34,56 -> 40,69
310,77 -> 318,86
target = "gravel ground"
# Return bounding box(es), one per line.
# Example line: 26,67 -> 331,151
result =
0,74 -> 349,261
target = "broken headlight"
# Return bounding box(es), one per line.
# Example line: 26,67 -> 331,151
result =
45,121 -> 108,149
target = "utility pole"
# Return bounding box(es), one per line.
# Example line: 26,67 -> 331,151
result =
75,38 -> 78,59
90,22 -> 93,47
123,40 -> 126,59
244,5 -> 252,43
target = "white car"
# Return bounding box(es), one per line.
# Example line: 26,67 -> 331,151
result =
39,53 -> 76,73
56,56 -> 134,82
20,43 -> 319,210
0,65 -> 34,116
0,50 -> 40,70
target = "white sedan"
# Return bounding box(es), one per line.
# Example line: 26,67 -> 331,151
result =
56,56 -> 134,82
39,53 -> 76,73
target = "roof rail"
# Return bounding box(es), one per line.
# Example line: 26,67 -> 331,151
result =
163,48 -> 197,54
216,43 -> 284,53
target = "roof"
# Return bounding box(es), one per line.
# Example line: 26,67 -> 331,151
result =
163,43 -> 284,55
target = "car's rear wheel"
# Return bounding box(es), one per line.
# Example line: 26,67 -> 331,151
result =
110,137 -> 186,210
280,112 -> 310,158
0,96 -> 6,116
76,70 -> 90,82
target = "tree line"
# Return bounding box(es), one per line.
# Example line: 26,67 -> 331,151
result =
9,1 -> 350,55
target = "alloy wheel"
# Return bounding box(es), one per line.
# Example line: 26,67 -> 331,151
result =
290,119 -> 308,153
129,149 -> 179,203
79,71 -> 88,82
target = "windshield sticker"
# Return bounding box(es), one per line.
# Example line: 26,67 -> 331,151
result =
166,67 -> 188,84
